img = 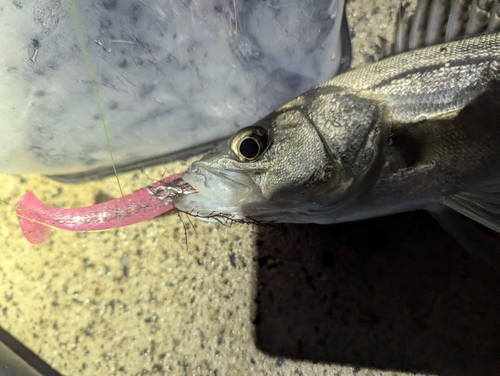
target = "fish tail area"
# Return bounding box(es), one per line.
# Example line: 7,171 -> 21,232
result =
435,179 -> 500,269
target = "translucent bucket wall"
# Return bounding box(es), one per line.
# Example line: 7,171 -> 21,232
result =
0,0 -> 348,180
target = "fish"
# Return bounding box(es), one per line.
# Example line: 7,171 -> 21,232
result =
172,0 -> 500,267
14,0 -> 500,267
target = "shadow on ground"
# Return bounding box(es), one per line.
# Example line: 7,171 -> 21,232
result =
255,210 -> 500,376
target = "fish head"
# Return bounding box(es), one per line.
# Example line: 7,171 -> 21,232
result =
174,90 -> 387,223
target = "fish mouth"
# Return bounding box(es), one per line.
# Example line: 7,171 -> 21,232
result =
174,163 -> 264,220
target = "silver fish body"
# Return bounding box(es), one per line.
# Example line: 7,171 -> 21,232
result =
175,31 -> 500,236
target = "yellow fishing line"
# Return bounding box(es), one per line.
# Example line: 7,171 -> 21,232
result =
7,201 -> 131,234
0,199 -> 13,207
0,2 -> 129,235
68,0 -> 128,229
68,0 -> 124,200
0,199 -> 16,214
0,198 -> 57,229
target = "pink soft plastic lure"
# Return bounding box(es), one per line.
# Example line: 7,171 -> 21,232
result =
14,172 -> 189,244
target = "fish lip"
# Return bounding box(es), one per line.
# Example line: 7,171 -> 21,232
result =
180,163 -> 259,207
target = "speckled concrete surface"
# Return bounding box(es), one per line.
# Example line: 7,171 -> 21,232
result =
1,0 -> 499,375
0,164 -> 414,376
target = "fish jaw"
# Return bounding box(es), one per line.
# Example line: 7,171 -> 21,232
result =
174,163 -> 267,221
174,162 -> 343,224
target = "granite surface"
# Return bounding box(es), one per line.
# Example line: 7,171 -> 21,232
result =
1,0 -> 500,375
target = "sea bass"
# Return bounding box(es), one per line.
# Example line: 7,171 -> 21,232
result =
173,4 -> 500,265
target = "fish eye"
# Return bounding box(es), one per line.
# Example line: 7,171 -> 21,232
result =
230,126 -> 270,162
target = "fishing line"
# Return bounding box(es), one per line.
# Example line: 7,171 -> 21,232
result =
0,1 -> 128,232
68,0 -> 124,200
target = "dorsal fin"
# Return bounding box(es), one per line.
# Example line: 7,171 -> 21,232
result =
378,0 -> 500,59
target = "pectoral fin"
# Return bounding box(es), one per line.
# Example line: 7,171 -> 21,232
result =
434,179 -> 500,269
429,205 -> 500,270
439,179 -> 500,233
